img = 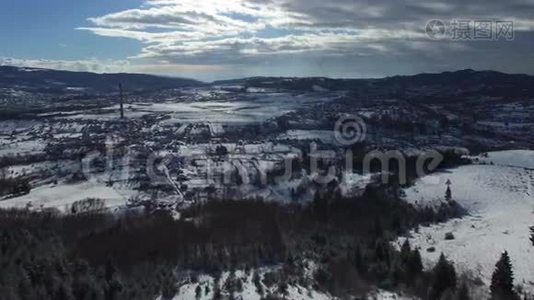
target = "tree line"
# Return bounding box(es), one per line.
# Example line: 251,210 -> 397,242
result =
0,183 -> 525,299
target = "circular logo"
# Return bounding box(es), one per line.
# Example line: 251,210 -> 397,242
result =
426,19 -> 446,40
334,115 -> 367,146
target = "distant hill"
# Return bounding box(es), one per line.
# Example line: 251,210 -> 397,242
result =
379,69 -> 534,99
215,69 -> 534,100
0,66 -> 203,94
3,66 -> 533,100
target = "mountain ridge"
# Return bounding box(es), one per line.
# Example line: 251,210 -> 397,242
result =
2,66 -> 534,99
0,66 -> 204,94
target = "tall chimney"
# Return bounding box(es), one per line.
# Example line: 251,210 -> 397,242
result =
119,82 -> 124,119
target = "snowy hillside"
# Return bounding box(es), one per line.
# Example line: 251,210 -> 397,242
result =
165,270 -> 331,300
158,269 -> 412,300
0,179 -> 134,213
473,150 -> 534,169
397,150 -> 534,294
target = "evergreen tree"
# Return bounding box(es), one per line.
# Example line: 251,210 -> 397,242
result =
408,249 -> 423,277
529,226 -> 534,246
430,253 -> 457,300
212,284 -> 222,300
353,245 -> 366,273
445,179 -> 452,202
490,251 -> 518,300
253,271 -> 263,295
457,283 -> 470,300
195,285 -> 202,300
373,217 -> 384,237
400,239 -> 411,263
104,259 -> 123,300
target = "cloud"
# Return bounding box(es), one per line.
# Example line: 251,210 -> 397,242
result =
80,0 -> 428,64
0,57 -> 131,73
0,0 -> 510,79
78,0 -> 534,67
0,57 -> 226,77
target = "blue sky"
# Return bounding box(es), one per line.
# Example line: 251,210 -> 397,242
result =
1,0 -> 533,81
0,0 -> 143,60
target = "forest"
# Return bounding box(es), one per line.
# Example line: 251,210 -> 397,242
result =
0,181 -> 497,300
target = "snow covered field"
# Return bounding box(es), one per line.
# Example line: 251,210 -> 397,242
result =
59,91 -> 340,124
278,130 -> 337,145
0,138 -> 46,156
398,150 -> 534,293
473,150 -> 534,169
165,269 -> 331,300
159,269 -> 409,300
0,179 -> 134,212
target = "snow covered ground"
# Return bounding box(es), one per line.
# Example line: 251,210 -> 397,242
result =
278,130 -> 337,145
158,269 -> 411,300
0,138 -> 46,156
397,150 -> 534,293
156,268 -> 332,300
0,179 -> 134,212
367,290 -> 417,300
58,91 -> 340,124
473,150 -> 534,169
